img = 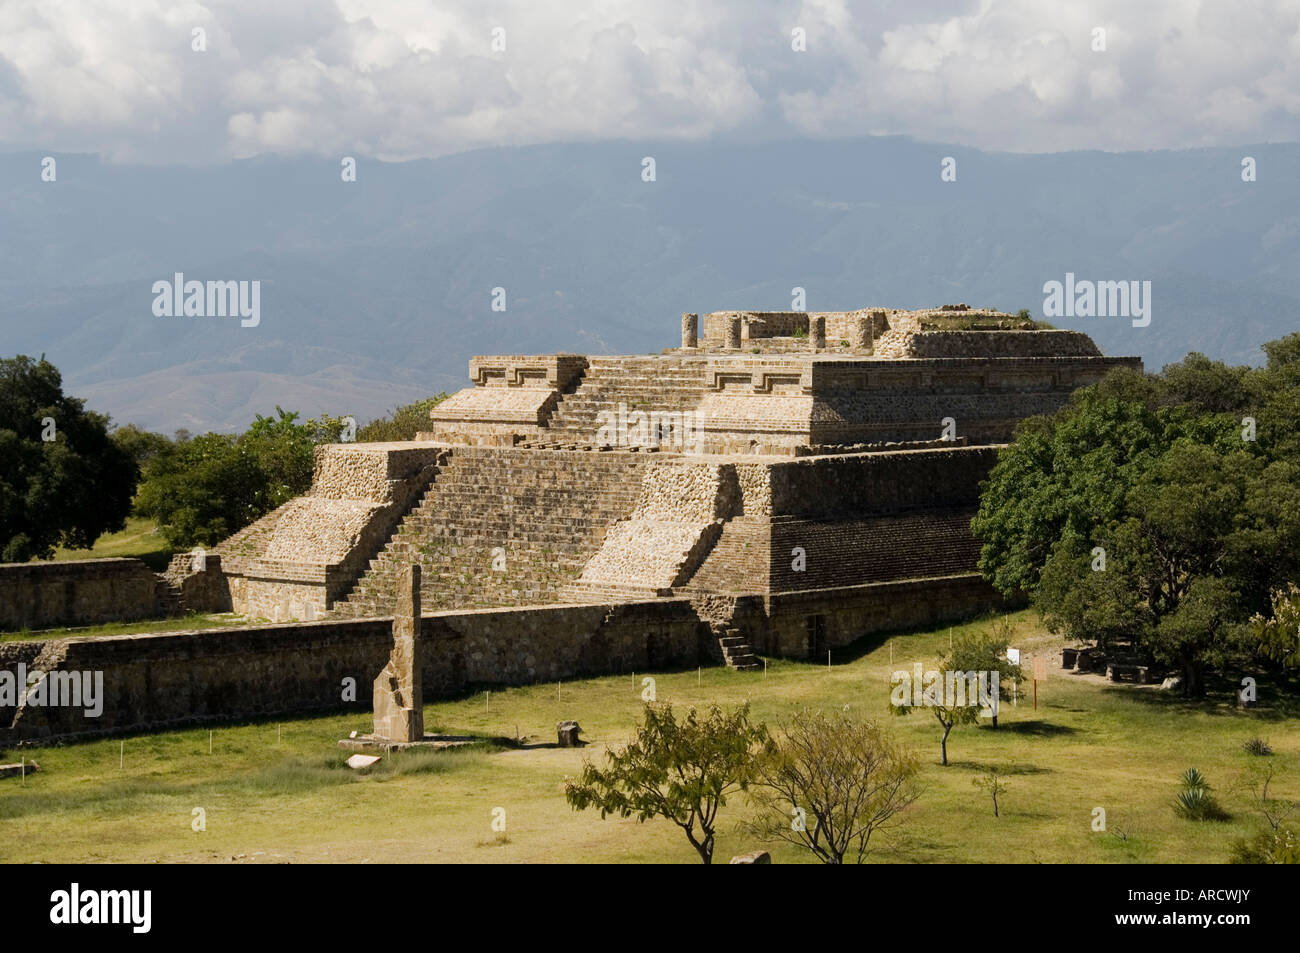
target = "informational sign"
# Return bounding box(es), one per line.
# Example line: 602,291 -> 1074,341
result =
1007,648 -> 1021,665
1034,656 -> 1048,681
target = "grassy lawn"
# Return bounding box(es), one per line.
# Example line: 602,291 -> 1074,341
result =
0,613 -> 254,644
1,609 -> 1296,864
51,516 -> 174,572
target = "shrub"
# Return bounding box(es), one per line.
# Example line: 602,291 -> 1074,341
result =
1243,737 -> 1273,757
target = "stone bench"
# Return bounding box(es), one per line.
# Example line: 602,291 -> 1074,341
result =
1106,663 -> 1152,684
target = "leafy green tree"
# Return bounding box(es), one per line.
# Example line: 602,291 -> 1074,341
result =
135,407 -> 350,548
1248,584 -> 1300,669
745,709 -> 920,864
944,629 -> 1024,728
134,434 -> 265,548
890,644 -> 994,765
111,424 -> 173,469
973,340 -> 1300,697
357,395 -> 449,442
563,702 -> 767,864
0,355 -> 138,560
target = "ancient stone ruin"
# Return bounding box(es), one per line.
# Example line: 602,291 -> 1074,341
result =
195,305 -> 1139,652
2,305 -> 1142,741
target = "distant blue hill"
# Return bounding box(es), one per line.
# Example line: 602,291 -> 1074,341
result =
1,137 -> 1296,433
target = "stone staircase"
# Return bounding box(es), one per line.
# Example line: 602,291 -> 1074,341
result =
718,627 -> 760,671
525,356 -> 709,448
333,448 -> 649,615
153,574 -> 184,616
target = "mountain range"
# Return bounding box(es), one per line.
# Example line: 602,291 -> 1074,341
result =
2,137 -> 1297,433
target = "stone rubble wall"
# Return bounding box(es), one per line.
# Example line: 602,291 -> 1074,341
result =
0,572 -> 1011,742
905,329 -> 1102,358
1,599 -> 705,742
0,559 -> 171,633
758,574 -> 1010,658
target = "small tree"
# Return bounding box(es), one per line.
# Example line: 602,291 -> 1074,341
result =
745,709 -> 920,864
891,644 -> 997,765
563,703 -> 766,864
973,768 -> 1009,817
945,629 -> 1024,728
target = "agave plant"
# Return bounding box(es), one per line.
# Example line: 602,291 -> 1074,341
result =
1175,768 -> 1227,821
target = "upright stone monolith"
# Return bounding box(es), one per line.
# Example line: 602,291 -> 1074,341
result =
724,314 -> 742,350
373,564 -> 424,742
809,315 -> 826,350
680,312 -> 698,349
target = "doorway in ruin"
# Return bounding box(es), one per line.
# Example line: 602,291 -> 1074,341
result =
806,614 -> 827,661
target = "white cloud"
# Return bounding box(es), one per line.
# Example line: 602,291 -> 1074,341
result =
0,0 -> 1298,162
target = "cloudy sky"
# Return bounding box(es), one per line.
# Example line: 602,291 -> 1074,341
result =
2,0 -> 1298,162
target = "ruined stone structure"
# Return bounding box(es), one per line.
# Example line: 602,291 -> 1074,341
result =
197,305 -> 1138,659
3,305 -> 1142,741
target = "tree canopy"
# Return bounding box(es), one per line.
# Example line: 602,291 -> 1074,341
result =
135,407 -> 349,548
0,355 -> 137,561
972,334 -> 1300,696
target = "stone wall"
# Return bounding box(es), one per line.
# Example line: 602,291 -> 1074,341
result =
1,599 -> 705,742
0,559 -> 168,632
0,573 -> 1011,742
756,574 -> 1008,657
768,447 -> 996,518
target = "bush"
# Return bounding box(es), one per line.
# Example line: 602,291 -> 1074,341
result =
356,395 -> 449,443
1243,737 -> 1273,757
1230,826 -> 1300,864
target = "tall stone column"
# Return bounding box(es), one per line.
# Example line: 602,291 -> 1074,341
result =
681,313 -> 698,349
849,313 -> 871,349
373,563 -> 424,742
724,314 -> 742,350
810,315 -> 826,351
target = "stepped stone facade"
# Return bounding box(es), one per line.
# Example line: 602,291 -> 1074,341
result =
195,304 -> 1139,663
4,305 -> 1143,740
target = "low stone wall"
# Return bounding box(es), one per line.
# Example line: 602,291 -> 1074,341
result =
757,574 -> 1008,658
1,599 -> 706,742
906,330 -> 1101,358
1,571 -> 1013,742
0,559 -> 167,632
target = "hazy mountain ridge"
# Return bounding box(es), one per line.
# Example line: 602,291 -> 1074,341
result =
1,138 -> 1297,433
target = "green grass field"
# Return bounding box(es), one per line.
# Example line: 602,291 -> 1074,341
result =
2,609 -> 1296,864
51,516 -> 174,572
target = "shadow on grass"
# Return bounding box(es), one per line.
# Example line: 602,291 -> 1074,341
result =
995,720 -> 1077,737
1104,670 -> 1300,721
822,607 -> 1029,666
